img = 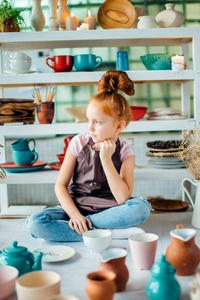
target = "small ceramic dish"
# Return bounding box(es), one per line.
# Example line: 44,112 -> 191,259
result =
130,106 -> 148,121
83,229 -> 112,253
0,265 -> 19,299
56,154 -> 65,163
65,106 -> 87,122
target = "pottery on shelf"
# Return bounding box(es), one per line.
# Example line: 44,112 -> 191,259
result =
86,270 -> 116,300
131,6 -> 147,28
36,102 -> 55,124
30,0 -> 45,31
57,0 -> 70,30
98,248 -> 129,292
165,224 -> 200,276
155,3 -> 185,28
146,255 -> 181,300
48,0 -> 59,31
137,15 -> 157,28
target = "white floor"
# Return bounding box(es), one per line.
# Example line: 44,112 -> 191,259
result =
1,210 -> 199,300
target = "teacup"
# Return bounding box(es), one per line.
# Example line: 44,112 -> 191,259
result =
74,54 -> 102,71
6,50 -> 31,61
46,55 -> 73,72
11,138 -> 36,151
5,59 -> 31,72
13,150 -> 38,166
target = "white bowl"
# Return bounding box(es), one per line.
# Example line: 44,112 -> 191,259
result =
83,229 -> 112,253
0,265 -> 19,299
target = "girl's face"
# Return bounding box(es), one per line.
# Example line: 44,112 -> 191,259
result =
86,102 -> 120,143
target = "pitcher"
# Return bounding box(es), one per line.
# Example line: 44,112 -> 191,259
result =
166,224 -> 200,276
182,178 -> 200,228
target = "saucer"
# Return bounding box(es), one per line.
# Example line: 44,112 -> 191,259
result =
0,161 -> 47,173
33,246 -> 75,262
48,162 -> 62,170
4,69 -> 36,75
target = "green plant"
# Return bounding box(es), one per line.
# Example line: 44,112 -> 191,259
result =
0,145 -> 6,179
0,0 -> 26,32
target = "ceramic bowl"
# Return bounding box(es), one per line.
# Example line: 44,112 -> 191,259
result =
83,229 -> 112,253
65,106 -> 87,122
56,154 -> 65,163
16,270 -> 61,300
130,106 -> 148,121
47,295 -> 80,300
0,265 -> 19,299
140,53 -> 176,70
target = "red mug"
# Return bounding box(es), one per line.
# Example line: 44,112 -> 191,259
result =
46,55 -> 73,72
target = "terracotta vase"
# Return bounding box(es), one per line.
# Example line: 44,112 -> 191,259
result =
36,102 -> 54,124
98,248 -> 129,292
57,0 -> 70,30
30,0 -> 45,31
155,3 -> 185,28
0,18 -> 20,32
166,224 -> 200,276
86,270 -> 116,300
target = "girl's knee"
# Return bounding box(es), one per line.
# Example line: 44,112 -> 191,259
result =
26,211 -> 47,238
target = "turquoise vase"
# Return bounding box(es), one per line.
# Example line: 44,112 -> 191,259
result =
146,255 -> 181,300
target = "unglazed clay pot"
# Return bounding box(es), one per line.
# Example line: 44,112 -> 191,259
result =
36,102 -> 54,124
137,16 -> 156,28
98,248 -> 129,292
166,224 -> 200,276
86,270 -> 116,300
155,3 -> 185,28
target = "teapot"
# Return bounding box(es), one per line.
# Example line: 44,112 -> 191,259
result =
146,255 -> 181,300
166,225 -> 200,276
98,247 -> 129,292
0,241 -> 43,276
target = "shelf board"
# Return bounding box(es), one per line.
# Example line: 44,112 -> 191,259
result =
0,205 -> 46,217
0,28 -> 195,51
0,166 -> 192,184
1,119 -> 196,136
0,70 -> 195,87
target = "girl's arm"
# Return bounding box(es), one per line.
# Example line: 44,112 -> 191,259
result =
55,148 -> 92,234
100,139 -> 135,204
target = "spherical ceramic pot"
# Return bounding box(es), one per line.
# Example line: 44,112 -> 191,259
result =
155,3 -> 185,28
137,16 -> 157,28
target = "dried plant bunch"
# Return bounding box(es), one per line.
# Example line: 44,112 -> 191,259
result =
177,127 -> 200,180
0,145 -> 6,179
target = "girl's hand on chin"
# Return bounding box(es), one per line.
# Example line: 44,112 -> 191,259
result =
100,139 -> 116,160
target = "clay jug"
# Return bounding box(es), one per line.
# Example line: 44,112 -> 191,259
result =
86,270 -> 116,300
182,178 -> 200,229
98,248 -> 129,292
155,3 -> 185,28
166,224 -> 200,276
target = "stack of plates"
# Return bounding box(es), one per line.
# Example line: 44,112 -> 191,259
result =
145,107 -> 188,120
146,140 -> 185,169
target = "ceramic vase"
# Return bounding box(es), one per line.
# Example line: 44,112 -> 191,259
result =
137,16 -> 157,28
30,0 -> 45,31
165,224 -> 200,276
98,248 -> 129,292
48,0 -> 59,31
86,270 -> 116,300
131,6 -> 147,28
0,18 -> 20,32
155,3 -> 185,28
36,102 -> 55,124
57,0 -> 70,30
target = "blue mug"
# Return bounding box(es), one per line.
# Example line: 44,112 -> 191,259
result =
11,138 -> 36,151
13,150 -> 38,166
116,51 -> 129,71
74,54 -> 102,71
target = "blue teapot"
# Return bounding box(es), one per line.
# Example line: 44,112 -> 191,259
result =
146,255 -> 181,300
0,241 -> 43,276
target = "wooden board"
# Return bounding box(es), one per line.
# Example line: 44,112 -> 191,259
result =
0,101 -> 35,124
0,98 -> 34,103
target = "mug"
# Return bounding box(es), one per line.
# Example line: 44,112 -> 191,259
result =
116,51 -> 129,71
129,233 -> 159,270
6,50 -> 31,61
13,150 -> 38,166
11,138 -> 36,151
74,54 -> 102,71
5,59 -> 31,72
46,55 -> 73,72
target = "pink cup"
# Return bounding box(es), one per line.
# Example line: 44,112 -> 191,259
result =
128,233 -> 159,270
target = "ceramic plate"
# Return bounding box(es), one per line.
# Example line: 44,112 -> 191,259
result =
4,69 -> 36,74
33,246 -> 75,262
48,162 -> 62,170
0,161 -> 47,173
148,161 -> 186,169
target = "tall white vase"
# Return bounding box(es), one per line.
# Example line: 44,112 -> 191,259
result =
57,0 -> 70,30
48,0 -> 59,31
30,0 -> 45,31
155,3 -> 185,28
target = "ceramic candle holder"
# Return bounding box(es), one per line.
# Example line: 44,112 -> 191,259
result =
83,10 -> 96,29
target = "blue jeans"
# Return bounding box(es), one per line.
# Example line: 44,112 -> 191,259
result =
26,197 -> 151,242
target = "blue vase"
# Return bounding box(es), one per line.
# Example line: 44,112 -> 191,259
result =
146,255 -> 181,300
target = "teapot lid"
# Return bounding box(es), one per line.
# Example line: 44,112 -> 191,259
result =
3,241 -> 27,255
150,255 -> 176,277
